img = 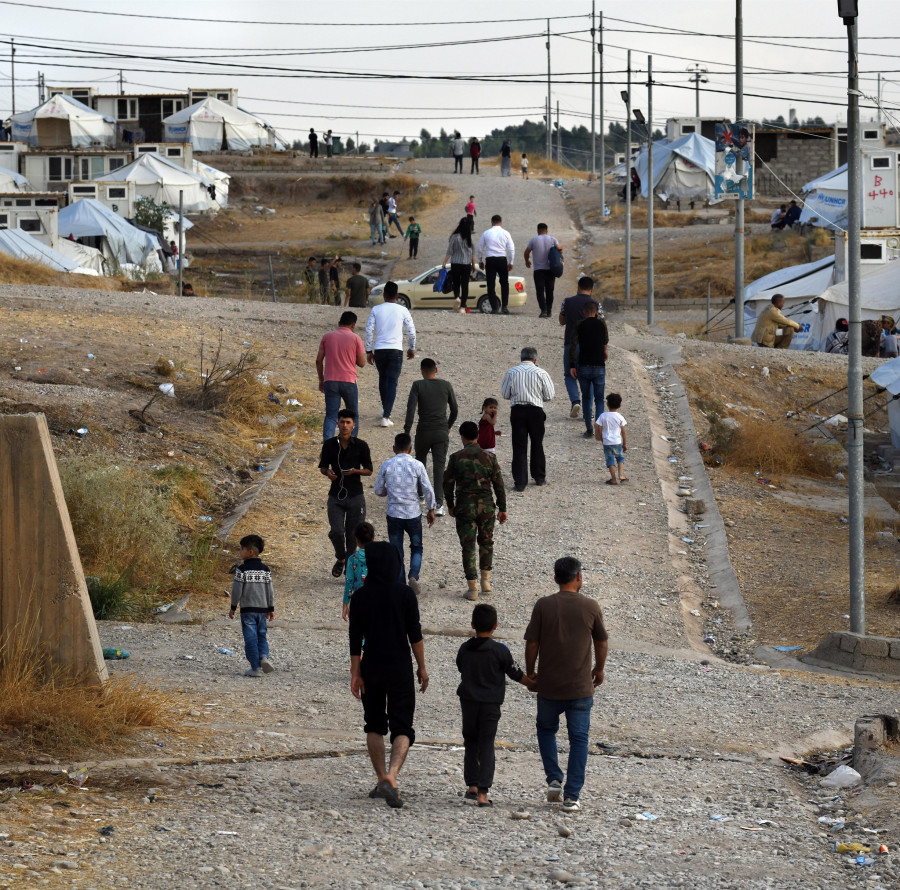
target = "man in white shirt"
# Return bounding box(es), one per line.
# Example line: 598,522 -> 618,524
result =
366,282 -> 417,426
374,432 -> 436,595
452,132 -> 466,173
501,346 -> 555,492
477,214 -> 515,315
387,190 -> 404,238
524,223 -> 562,319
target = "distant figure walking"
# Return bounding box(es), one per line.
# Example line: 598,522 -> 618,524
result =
500,140 -> 512,177
470,138 -> 481,174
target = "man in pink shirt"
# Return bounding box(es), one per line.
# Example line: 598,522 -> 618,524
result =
317,311 -> 366,438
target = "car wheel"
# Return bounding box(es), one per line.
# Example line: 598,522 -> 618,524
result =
477,296 -> 493,314
397,294 -> 412,309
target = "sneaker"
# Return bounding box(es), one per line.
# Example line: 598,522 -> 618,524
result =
547,780 -> 563,802
501,307 -> 510,315
569,403 -> 581,418
244,668 -> 262,678
562,798 -> 582,812
408,577 -> 421,596
379,417 -> 394,427
260,657 -> 274,674
434,504 -> 446,516
582,430 -> 594,439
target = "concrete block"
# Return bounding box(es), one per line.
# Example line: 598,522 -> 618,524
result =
855,716 -> 887,752
839,633 -> 859,653
863,656 -> 889,674
890,641 -> 900,660
858,637 -> 890,658
0,414 -> 107,686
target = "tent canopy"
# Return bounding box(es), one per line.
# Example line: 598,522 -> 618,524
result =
0,168 -> 32,191
99,152 -> 212,213
58,198 -> 161,268
0,227 -> 82,272
633,133 -> 716,202
9,94 -> 115,148
163,97 -> 268,151
799,163 -> 848,230
744,255 -> 836,303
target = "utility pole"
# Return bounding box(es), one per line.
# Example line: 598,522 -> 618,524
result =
625,51 -> 632,302
177,190 -> 184,300
734,0 -> 745,338
841,0 -> 865,634
10,39 -> 15,115
556,100 -> 561,163
590,1 -> 596,180
599,13 -> 605,215
687,63 -> 708,118
546,19 -> 552,161
647,55 -> 654,326
877,72 -> 882,122
119,70 -> 124,95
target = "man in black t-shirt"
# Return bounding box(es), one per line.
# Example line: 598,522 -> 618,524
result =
568,299 -> 609,437
318,409 -> 373,578
344,262 -> 370,308
558,276 -> 598,418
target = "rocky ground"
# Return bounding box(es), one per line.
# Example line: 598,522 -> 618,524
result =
0,159 -> 898,889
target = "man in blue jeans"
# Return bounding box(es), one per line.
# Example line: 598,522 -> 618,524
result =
567,299 -> 609,439
366,282 -> 417,427
374,432 -> 436,597
317,311 -> 366,439
524,556 -> 608,812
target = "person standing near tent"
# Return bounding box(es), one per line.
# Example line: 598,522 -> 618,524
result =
752,294 -> 802,349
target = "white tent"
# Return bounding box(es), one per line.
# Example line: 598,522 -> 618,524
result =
193,158 -> 230,208
0,168 -> 32,191
799,164 -> 848,230
0,227 -> 96,273
58,198 -> 162,273
633,133 -> 716,203
55,237 -> 106,275
9,94 -> 115,148
99,152 -> 213,213
815,262 -> 900,347
870,356 -> 900,447
163,97 -> 268,151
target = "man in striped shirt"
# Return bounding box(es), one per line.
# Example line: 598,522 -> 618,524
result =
501,347 -> 555,492
374,432 -> 436,596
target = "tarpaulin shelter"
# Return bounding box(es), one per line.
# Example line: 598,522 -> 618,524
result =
163,97 -> 268,151
99,152 -> 213,213
633,133 -> 716,203
9,95 -> 115,148
0,227 -> 96,273
799,164 -> 848,230
870,355 -> 900,448
815,262 -> 900,348
0,168 -> 32,191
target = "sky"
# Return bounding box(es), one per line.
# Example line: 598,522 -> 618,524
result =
0,0 -> 898,146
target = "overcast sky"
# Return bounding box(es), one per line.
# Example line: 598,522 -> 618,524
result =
0,0 -> 897,144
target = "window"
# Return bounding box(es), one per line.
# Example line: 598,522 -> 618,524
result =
79,157 -> 105,180
0,144 -> 14,152
861,242 -> 884,261
35,198 -> 60,207
116,98 -> 138,120
15,199 -> 32,207
682,124 -> 696,134
216,92 -> 230,102
871,156 -> 892,169
191,91 -> 208,100
0,214 -> 7,226
108,157 -> 125,171
864,129 -> 880,141
161,99 -> 183,117
48,157 -> 73,181
71,90 -> 91,104
72,185 -> 96,195
137,145 -> 158,154
166,147 -> 183,158
19,219 -> 41,232
108,187 -> 127,199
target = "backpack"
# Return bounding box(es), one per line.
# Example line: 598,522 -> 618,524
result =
548,245 -> 564,278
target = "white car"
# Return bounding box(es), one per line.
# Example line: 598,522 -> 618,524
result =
369,266 -> 528,313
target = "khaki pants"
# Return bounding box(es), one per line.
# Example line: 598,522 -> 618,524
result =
772,328 -> 795,349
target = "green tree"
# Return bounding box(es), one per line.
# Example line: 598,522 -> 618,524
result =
134,196 -> 171,235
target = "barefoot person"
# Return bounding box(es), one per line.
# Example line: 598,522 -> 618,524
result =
349,541 -> 429,809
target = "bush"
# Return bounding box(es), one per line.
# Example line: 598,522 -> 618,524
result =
722,418 -> 839,477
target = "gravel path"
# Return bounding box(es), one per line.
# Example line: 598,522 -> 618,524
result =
1,167 -> 898,889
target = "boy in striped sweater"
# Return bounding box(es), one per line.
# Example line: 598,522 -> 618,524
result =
229,534 -> 276,677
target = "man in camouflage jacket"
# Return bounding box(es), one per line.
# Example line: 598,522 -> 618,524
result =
443,421 -> 508,602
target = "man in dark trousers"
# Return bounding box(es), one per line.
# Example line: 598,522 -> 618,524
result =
349,542 -> 429,809
525,556 -> 608,813
403,357 -> 459,518
443,421 -> 507,601
558,276 -> 598,419
308,128 -> 319,158
318,409 -> 372,579
568,299 -> 608,438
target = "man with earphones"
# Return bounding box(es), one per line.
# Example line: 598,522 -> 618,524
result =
319,409 -> 373,579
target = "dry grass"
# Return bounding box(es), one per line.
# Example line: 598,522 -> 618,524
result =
724,417 -> 839,477
0,626 -> 175,757
0,253 -> 137,291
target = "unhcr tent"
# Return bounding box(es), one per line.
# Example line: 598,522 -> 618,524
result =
9,95 -> 115,148
743,256 -> 836,350
633,133 -> 716,203
100,152 -> 213,213
0,228 -> 93,273
193,159 -> 230,208
799,164 -> 848,230
815,262 -> 900,347
163,97 -> 268,151
58,198 -> 162,273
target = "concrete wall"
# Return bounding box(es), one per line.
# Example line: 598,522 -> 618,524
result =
803,631 -> 900,677
0,414 -> 107,685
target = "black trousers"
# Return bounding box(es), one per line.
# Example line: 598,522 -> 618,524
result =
510,404 -> 546,487
533,269 -> 556,316
461,698 -> 501,792
361,669 -> 416,745
450,263 -> 470,307
484,256 -> 509,312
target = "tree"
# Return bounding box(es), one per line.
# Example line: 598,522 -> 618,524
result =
134,196 -> 171,236
345,137 -> 355,151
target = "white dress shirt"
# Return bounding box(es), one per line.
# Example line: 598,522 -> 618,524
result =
501,361 -> 555,408
366,301 -> 417,352
374,452 -> 436,518
477,226 -> 515,266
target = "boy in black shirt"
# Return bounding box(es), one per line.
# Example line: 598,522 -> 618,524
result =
456,604 -> 534,806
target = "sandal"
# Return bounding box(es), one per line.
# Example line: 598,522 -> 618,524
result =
477,799 -> 494,807
464,790 -> 478,802
605,479 -> 618,486
368,785 -> 386,799
377,779 -> 403,809
331,559 -> 346,578
619,477 -> 629,483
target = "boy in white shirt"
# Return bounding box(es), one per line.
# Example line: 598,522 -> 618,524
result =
594,392 -> 628,485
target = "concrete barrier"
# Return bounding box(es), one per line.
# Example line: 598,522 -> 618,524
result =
0,414 -> 107,685
802,631 -> 900,677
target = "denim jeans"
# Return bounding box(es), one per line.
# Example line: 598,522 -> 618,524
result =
240,611 -> 269,671
369,222 -> 384,244
576,365 -> 606,432
387,514 -> 423,581
388,213 -> 404,236
536,694 -> 593,802
322,380 -> 359,439
373,349 -> 404,419
562,344 -> 580,405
